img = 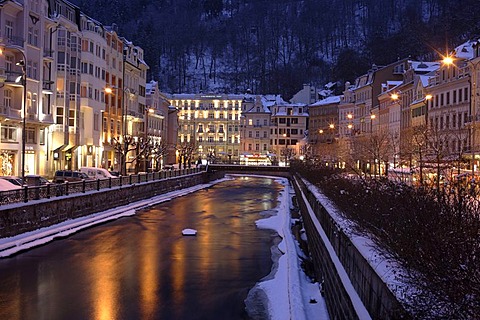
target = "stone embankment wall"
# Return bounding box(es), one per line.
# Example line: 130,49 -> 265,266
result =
0,171 -> 224,238
292,175 -> 410,320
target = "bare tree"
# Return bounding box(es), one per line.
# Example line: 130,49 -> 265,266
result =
111,135 -> 138,176
176,141 -> 197,169
444,127 -> 469,178
134,136 -> 154,173
424,125 -> 450,190
410,125 -> 430,185
152,140 -> 169,171
351,130 -> 390,178
280,146 -> 296,165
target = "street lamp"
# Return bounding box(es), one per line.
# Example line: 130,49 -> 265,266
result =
144,107 -> 154,172
18,60 -> 26,184
424,94 -> 432,127
370,113 -> 376,133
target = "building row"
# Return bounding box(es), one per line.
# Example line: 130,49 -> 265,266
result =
171,93 -> 308,166
0,0 -> 175,179
0,0 -> 311,178
306,40 -> 480,177
2,0 -> 480,180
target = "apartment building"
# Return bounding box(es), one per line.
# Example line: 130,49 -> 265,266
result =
122,39 -> 148,140
0,0 -> 155,178
0,0 -> 56,178
352,60 -> 409,135
337,83 -> 355,167
79,15 -> 107,169
171,93 -> 243,163
308,96 -> 340,162
426,52 -> 472,168
377,81 -> 402,167
270,99 -> 307,163
240,95 -> 272,165
146,80 -> 176,168
49,0 -> 82,173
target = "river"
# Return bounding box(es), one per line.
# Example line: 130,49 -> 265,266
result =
0,176 -> 284,320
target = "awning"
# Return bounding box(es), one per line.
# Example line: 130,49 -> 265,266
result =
64,145 -> 78,153
53,145 -> 66,153
52,145 -> 66,160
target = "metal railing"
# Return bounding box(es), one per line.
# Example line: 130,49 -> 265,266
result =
0,168 -> 203,206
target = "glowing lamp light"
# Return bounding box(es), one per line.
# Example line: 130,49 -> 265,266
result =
443,56 -> 454,65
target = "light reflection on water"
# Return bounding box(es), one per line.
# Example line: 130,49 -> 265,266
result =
0,176 -> 282,320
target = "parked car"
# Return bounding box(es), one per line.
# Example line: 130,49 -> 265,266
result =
0,176 -> 23,186
53,170 -> 91,183
0,179 -> 22,191
24,175 -> 50,186
79,167 -> 115,180
109,171 -> 120,177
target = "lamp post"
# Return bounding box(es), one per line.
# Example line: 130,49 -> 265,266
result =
19,60 -> 26,183
144,107 -> 154,172
468,60 -> 480,177
370,113 -> 376,175
370,113 -> 376,133
424,94 -> 432,127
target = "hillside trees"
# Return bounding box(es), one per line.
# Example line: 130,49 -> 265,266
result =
73,0 -> 480,98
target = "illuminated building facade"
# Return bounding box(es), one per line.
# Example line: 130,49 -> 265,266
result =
171,94 -> 243,162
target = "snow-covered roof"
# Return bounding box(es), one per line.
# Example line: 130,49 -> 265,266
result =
170,93 -> 245,100
146,80 -> 157,94
263,94 -> 286,104
324,82 -> 336,89
310,95 -> 342,106
408,61 -> 440,73
454,40 -> 475,60
419,74 -> 435,87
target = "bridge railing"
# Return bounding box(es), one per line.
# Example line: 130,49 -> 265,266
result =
0,168 -> 203,206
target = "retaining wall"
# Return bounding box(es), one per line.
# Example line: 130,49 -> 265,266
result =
292,175 -> 410,320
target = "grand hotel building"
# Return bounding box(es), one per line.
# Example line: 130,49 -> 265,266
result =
170,94 -> 243,162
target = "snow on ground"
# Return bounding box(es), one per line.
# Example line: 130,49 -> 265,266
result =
301,178 -> 411,308
0,174 -> 328,319
241,175 -> 329,320
181,228 -> 198,236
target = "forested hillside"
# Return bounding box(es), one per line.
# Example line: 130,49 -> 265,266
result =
73,0 -> 480,99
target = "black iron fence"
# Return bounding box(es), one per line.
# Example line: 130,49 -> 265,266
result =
0,168 -> 202,206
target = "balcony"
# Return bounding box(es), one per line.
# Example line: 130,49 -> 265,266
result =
2,69 -> 23,84
43,49 -> 54,60
42,80 -> 54,94
27,113 -> 39,122
0,105 -> 22,119
0,32 -> 24,47
465,114 -> 480,124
